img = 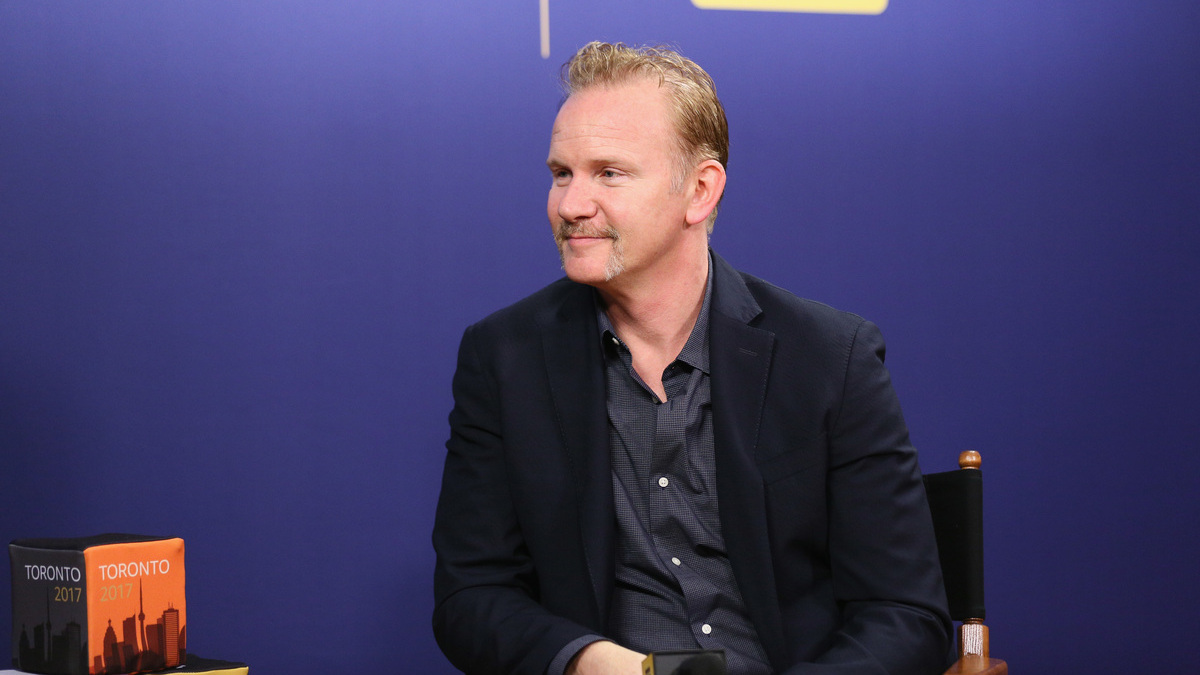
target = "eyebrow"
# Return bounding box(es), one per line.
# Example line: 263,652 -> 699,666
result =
546,157 -> 629,170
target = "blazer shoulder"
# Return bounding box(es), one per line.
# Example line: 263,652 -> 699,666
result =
469,277 -> 586,330
737,271 -> 870,340
459,277 -> 593,359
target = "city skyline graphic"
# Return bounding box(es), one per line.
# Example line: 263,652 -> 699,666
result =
82,539 -> 186,674
14,576 -> 187,672
16,580 -> 186,675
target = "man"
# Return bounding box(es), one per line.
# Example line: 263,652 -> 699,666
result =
433,42 -> 952,675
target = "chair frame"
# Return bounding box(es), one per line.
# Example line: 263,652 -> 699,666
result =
926,450 -> 1008,675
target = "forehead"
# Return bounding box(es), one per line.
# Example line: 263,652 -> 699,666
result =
548,78 -> 677,164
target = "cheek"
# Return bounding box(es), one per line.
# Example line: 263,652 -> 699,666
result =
546,189 -> 559,223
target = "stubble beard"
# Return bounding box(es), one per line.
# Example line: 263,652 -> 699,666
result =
555,221 -> 625,282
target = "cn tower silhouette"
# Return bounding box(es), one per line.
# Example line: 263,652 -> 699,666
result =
138,578 -> 148,658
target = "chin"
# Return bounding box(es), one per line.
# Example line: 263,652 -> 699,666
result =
561,259 -> 612,286
563,266 -> 607,286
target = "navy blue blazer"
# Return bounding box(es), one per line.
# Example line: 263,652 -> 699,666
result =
433,252 -> 952,674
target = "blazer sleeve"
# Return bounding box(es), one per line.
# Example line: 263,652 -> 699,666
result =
788,319 -> 953,675
432,322 -> 595,674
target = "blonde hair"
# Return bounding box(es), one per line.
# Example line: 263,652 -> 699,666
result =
561,42 -> 729,230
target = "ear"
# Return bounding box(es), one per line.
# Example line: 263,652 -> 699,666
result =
684,159 -> 727,227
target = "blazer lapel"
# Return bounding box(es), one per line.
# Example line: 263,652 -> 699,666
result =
540,284 -> 615,630
708,253 -> 789,668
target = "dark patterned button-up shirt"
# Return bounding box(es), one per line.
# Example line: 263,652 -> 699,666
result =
597,259 -> 771,675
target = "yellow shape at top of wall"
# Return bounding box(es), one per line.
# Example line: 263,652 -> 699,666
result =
691,0 -> 887,15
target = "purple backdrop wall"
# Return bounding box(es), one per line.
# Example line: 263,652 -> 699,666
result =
2,0 -> 1197,671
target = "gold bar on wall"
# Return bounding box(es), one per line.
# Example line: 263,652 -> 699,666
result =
691,0 -> 888,15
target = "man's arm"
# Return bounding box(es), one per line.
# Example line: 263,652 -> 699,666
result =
432,323 -> 596,674
791,319 -> 953,675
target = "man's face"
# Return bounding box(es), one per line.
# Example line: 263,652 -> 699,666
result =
546,78 -> 692,290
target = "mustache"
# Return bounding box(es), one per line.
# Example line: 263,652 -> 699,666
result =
554,221 -> 620,244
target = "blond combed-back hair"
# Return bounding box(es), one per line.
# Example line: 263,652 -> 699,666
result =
561,41 -> 729,231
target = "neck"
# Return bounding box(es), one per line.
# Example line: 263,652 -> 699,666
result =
597,245 -> 709,360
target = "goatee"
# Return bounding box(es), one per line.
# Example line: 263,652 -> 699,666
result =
555,221 -> 625,281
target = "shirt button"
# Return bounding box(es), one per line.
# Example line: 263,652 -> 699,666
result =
671,557 -> 681,566
658,477 -> 669,488
701,624 -> 712,635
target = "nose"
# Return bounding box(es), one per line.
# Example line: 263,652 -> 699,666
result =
553,176 -> 598,223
